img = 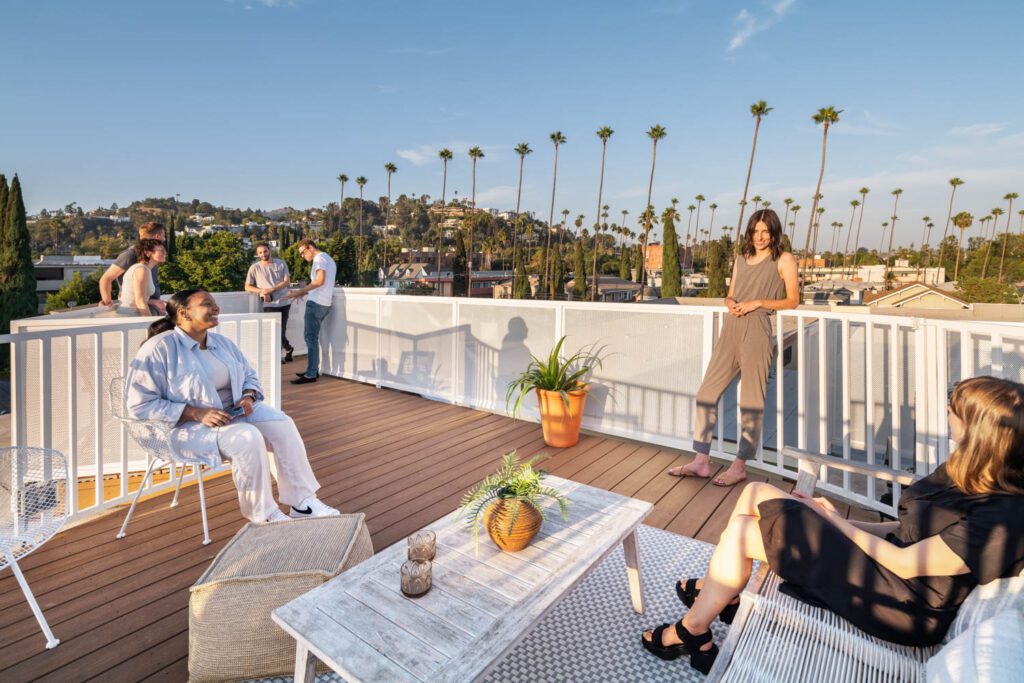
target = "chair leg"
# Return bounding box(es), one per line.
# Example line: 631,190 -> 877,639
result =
170,464 -> 185,508
196,466 -> 211,546
116,458 -> 159,540
4,550 -> 60,649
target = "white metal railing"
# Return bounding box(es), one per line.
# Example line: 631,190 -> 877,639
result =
4,314 -> 280,525
309,292 -> 1024,516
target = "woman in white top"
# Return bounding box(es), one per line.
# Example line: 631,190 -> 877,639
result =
117,238 -> 165,316
125,289 -> 340,523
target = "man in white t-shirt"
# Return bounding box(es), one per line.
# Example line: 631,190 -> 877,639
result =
283,239 -> 336,384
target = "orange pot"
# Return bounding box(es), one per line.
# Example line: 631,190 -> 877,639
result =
483,498 -> 543,552
536,386 -> 588,448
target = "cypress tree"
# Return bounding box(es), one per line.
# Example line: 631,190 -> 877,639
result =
0,175 -> 38,366
706,240 -> 727,297
551,245 -> 564,299
661,208 -> 682,297
619,244 -> 630,280
0,174 -> 8,231
573,240 -> 588,300
513,244 -> 531,299
453,229 -> 468,296
632,243 -> 643,283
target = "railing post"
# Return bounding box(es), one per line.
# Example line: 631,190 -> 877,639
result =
120,330 -> 130,498
451,300 -> 460,404
67,336 -> 79,515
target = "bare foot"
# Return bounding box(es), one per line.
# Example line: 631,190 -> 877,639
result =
668,457 -> 713,478
712,461 -> 747,487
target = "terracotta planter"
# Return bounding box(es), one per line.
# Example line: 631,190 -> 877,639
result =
536,386 -> 588,448
483,498 -> 543,552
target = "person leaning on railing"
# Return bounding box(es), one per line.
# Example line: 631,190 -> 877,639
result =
642,376 -> 1024,674
98,221 -> 167,315
124,289 -> 341,523
107,238 -> 165,316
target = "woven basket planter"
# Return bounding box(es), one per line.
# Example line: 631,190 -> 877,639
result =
483,498 -> 543,552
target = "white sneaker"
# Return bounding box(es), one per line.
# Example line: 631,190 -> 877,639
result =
265,509 -> 291,523
289,496 -> 340,519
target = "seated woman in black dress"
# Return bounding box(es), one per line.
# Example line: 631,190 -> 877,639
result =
642,375 -> 1024,673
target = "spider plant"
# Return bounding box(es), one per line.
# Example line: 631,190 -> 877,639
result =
505,336 -> 601,419
458,451 -> 570,545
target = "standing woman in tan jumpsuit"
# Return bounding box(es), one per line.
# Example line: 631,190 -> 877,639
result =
669,209 -> 799,486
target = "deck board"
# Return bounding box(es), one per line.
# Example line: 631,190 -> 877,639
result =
0,361 -> 834,682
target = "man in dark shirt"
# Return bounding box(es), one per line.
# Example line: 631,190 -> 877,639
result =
99,222 -> 167,314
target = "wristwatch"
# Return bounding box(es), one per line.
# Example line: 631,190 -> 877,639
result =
241,390 -> 258,402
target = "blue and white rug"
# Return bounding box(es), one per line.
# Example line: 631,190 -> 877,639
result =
253,525 -> 736,682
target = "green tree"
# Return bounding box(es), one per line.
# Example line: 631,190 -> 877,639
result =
436,149 -> 452,293
452,229 -> 468,296
641,124 -> 667,288
619,244 -> 630,280
512,143 -> 532,293
956,277 -> 1020,303
0,175 -> 8,230
161,231 -> 253,292
44,269 -> 103,313
0,175 -> 38,360
384,163 -> 398,283
592,126 -> 613,301
336,174 -> 348,233
952,211 -> 973,281
734,101 -> 773,249
544,132 -> 566,299
998,192 -> 1019,282
167,212 -> 177,258
800,107 -> 841,280
936,177 -> 965,274
513,243 -> 531,299
355,176 -> 368,284
661,206 -> 682,297
324,235 -> 358,285
572,239 -> 588,300
705,240 -> 727,297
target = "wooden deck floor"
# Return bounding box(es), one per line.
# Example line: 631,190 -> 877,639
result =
0,362 -> 876,682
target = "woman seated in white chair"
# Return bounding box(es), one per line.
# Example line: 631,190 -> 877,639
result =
125,289 -> 339,523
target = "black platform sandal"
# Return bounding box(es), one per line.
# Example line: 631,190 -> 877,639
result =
675,578 -> 740,625
640,620 -> 719,674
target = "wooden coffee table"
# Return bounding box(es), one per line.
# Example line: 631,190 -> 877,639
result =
272,476 -> 653,682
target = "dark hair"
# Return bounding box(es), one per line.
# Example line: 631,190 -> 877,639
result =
138,222 -> 165,239
296,238 -> 316,251
741,209 -> 784,259
134,238 -> 165,262
254,242 -> 270,251
147,289 -> 203,339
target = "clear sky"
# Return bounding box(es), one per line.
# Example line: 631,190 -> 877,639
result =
3,0 -> 1022,247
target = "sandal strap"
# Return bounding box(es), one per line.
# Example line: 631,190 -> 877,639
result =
675,621 -> 713,647
684,578 -> 700,595
651,624 -> 669,646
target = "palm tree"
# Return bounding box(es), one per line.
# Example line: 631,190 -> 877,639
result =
512,142 -> 532,294
337,173 -> 348,232
356,175 -> 368,282
544,132 -> 567,299
936,177 -> 965,272
841,200 -> 860,276
847,187 -> 869,278
884,189 -> 903,287
466,147 -> 485,297
382,163 -> 398,283
952,211 -> 973,281
800,107 -> 842,281
733,101 -> 773,250
982,207 -> 1004,279
782,197 -> 793,234
640,124 -> 667,290
436,148 -> 453,294
751,195 -> 764,213
998,193 -> 1019,282
916,215 -> 931,282
685,204 -> 696,250
811,206 -> 826,266
592,126 -> 614,301
693,194 -> 705,256
789,204 -> 801,246
708,203 -> 719,246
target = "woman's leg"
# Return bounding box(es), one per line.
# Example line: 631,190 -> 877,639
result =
217,423 -> 279,522
645,514 -> 768,649
250,417 -> 320,508
670,332 -> 740,477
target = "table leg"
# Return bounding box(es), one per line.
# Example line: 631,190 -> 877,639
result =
294,642 -> 318,683
622,529 -> 645,614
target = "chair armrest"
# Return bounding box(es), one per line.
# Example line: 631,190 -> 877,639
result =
783,446 -> 921,491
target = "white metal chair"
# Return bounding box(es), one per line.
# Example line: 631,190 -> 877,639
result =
1,446 -> 69,650
109,376 -> 213,545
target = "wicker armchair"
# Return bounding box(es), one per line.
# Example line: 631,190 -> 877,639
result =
1,446 -> 69,649
109,376 -> 215,546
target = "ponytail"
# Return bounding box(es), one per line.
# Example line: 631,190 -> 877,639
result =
146,289 -> 203,339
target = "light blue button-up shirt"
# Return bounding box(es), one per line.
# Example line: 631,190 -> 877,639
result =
125,327 -> 286,466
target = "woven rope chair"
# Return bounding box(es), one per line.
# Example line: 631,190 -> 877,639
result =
1,446 -> 69,650
109,376 -> 215,546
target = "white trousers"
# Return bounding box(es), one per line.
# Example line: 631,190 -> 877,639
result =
215,417 -> 320,522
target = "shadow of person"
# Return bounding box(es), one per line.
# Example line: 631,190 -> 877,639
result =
497,317 -> 531,408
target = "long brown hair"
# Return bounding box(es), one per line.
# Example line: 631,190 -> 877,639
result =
741,209 -> 784,259
946,376 -> 1024,495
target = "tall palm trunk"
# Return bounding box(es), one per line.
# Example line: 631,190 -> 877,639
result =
437,162 -> 448,295
469,157 -> 477,298
801,125 -> 831,282
641,141 -> 661,290
592,140 -> 608,302
842,204 -> 857,277
789,208 -> 800,249
954,229 -> 966,281
685,208 -> 694,255
513,155 -> 525,294
998,195 -> 1017,282
849,196 -> 867,279
358,187 -> 364,281
981,217 -> 996,279
935,183 -> 960,272
885,194 -> 901,288
546,146 -> 561,300
734,114 -> 763,249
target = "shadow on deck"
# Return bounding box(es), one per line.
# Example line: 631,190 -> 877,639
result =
0,362 -> 877,682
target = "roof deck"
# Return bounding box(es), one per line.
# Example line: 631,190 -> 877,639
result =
0,360 -> 882,682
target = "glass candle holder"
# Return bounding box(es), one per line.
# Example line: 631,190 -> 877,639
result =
400,560 -> 432,598
407,529 -> 436,561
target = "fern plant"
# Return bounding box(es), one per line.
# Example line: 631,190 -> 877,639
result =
505,336 -> 601,419
458,451 -> 570,545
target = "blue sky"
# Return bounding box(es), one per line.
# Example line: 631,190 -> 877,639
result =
3,0 -> 1022,247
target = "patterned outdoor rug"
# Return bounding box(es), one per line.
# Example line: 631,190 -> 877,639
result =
253,525 -> 739,683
